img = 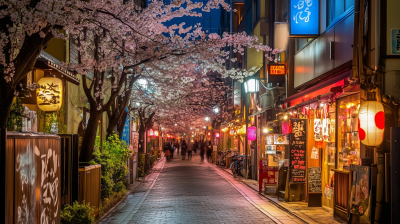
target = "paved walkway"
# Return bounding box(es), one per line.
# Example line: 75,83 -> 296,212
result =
100,153 -> 304,224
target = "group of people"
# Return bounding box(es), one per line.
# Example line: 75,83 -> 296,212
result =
163,139 -> 213,162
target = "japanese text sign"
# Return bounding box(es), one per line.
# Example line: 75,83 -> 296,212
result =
269,65 -> 286,75
290,0 -> 319,37
289,119 -> 307,182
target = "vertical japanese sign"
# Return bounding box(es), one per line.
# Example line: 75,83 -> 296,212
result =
391,29 -> 400,55
290,0 -> 319,37
233,81 -> 241,108
289,119 -> 307,182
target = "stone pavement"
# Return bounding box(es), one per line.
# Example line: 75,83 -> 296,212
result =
219,167 -> 346,224
100,153 -> 305,224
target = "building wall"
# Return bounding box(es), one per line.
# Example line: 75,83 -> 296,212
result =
246,22 -> 264,70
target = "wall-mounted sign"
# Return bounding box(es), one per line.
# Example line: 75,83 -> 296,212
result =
274,134 -> 289,144
391,29 -> 400,55
290,0 -> 319,37
266,135 -> 274,145
269,65 -> 286,75
37,77 -> 63,111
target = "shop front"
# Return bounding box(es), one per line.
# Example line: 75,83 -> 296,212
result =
283,71 -> 362,213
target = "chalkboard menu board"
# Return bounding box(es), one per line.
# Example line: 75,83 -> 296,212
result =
308,167 -> 322,193
289,119 -> 307,182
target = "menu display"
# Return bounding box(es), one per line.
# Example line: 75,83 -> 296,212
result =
274,134 -> 289,144
308,167 -> 322,193
289,119 -> 307,182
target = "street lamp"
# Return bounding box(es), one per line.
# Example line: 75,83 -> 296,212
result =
174,123 -> 177,126
243,78 -> 260,93
213,106 -> 220,114
204,117 -> 210,122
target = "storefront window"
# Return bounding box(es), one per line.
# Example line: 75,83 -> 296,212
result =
336,93 -> 360,170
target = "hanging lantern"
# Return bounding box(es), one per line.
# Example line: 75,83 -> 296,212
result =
154,130 -> 159,137
359,101 -> 385,146
36,77 -> 63,111
247,126 -> 256,141
207,132 -> 211,136
215,132 -> 220,138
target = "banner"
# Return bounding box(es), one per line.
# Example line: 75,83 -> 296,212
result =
289,119 -> 307,182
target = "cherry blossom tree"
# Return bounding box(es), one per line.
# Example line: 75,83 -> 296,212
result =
1,0 -> 279,162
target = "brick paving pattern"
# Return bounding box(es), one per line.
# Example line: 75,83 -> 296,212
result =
101,153 -> 304,224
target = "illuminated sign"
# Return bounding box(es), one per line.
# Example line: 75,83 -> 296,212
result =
290,0 -> 319,37
215,132 -> 220,138
269,65 -> 286,75
37,77 -> 63,111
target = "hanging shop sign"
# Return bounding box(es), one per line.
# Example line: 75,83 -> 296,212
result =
358,101 -> 385,146
268,64 -> 286,75
289,0 -> 319,37
266,135 -> 274,145
247,126 -> 257,141
274,134 -> 289,144
322,118 -> 330,142
314,119 -> 322,141
289,119 -> 307,182
36,77 -> 63,111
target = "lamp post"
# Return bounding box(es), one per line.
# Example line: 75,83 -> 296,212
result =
243,77 -> 260,180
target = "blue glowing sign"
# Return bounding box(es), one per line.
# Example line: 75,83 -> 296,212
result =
290,0 -> 319,36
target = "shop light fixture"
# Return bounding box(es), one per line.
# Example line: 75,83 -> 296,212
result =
263,128 -> 269,133
320,103 -> 324,107
284,115 -> 288,120
174,123 -> 177,126
205,117 -> 210,122
244,78 -> 260,93
203,126 -> 207,129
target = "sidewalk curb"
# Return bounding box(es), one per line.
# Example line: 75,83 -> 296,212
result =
217,165 -> 311,224
95,157 -> 164,224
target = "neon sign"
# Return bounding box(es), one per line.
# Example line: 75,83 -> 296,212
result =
269,65 -> 286,75
290,0 -> 319,37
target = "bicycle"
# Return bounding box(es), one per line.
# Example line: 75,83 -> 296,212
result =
230,154 -> 244,178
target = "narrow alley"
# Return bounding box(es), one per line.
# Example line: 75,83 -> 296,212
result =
100,153 -> 305,224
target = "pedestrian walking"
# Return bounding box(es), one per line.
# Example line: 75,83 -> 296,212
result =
170,141 -> 175,159
175,139 -> 180,155
187,141 -> 193,160
164,142 -> 171,161
200,141 -> 205,161
181,140 -> 187,160
206,141 -> 213,162
193,140 -> 198,154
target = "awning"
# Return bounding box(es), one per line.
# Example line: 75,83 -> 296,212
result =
284,70 -> 351,106
35,51 -> 80,85
249,107 -> 271,117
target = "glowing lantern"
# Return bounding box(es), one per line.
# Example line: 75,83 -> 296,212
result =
148,129 -> 154,137
247,126 -> 256,141
215,132 -> 220,138
154,130 -> 159,137
36,77 -> 63,111
167,134 -> 171,138
207,132 -> 211,136
359,101 -> 385,146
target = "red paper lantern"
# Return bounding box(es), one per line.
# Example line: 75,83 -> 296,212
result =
359,101 -> 385,146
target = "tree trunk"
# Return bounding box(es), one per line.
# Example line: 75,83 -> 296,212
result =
106,115 -> 119,139
0,84 -> 16,129
138,123 -> 146,153
116,110 -> 128,137
79,110 -> 102,163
